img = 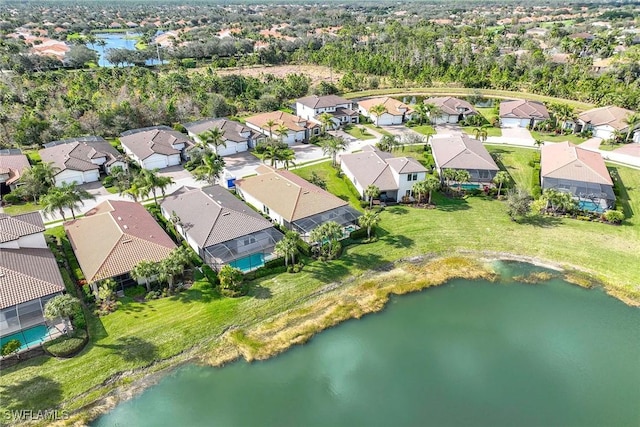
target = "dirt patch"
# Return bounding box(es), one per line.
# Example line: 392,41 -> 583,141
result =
202,64 -> 343,86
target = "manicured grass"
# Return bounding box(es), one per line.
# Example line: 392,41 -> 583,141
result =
3,202 -> 41,215
343,124 -> 374,140
486,145 -> 538,191
105,186 -> 119,194
410,125 -> 436,136
293,161 -> 363,210
363,123 -> 391,136
462,126 -> 502,137
530,130 -> 587,144
476,107 -> 497,123
598,141 -> 625,152
24,149 -> 41,164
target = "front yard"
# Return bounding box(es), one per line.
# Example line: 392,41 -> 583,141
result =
343,124 -> 375,140
530,130 -> 587,145
462,126 -> 502,137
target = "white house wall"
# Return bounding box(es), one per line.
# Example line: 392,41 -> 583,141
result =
54,169 -> 99,186
593,125 -> 615,141
141,153 -> 180,170
340,163 -> 366,198
0,232 -> 47,250
105,161 -> 128,174
394,171 -> 427,201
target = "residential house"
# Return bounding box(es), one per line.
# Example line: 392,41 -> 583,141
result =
340,145 -> 428,202
40,136 -> 127,186
499,100 -> 550,128
120,126 -> 194,170
358,97 -> 412,125
0,149 -> 30,196
160,185 -> 283,272
295,95 -> 359,128
430,135 -> 500,186
65,200 -> 176,289
245,111 -> 320,145
575,106 -> 640,142
0,213 -> 65,351
183,118 -> 263,157
541,141 -> 615,212
235,165 -> 361,239
424,96 -> 478,124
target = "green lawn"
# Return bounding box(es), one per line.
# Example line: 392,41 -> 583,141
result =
462,126 -> 502,137
410,125 -> 436,136
530,130 -> 587,144
24,149 -> 41,164
343,124 -> 375,140
3,201 -> 42,216
476,107 -> 497,124
293,162 -> 363,210
363,123 -> 392,136
598,141 -> 625,152
2,158 -> 639,420
486,145 -> 538,191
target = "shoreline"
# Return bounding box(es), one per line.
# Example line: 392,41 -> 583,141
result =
54,252 -> 635,426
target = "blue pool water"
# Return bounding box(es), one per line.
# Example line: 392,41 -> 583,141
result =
230,253 -> 265,272
578,200 -> 605,213
460,183 -> 481,190
0,324 -> 54,350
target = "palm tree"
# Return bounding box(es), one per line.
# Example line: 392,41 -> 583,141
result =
413,102 -> 428,125
534,139 -> 544,150
455,170 -> 471,192
161,248 -> 190,290
276,148 -> 296,170
262,143 -> 279,167
473,126 -> 488,142
40,188 -> 69,221
264,119 -> 277,139
320,136 -> 349,167
44,295 -> 81,336
274,231 -> 300,267
275,124 -> 289,143
309,221 -> 343,259
121,182 -> 145,202
193,152 -> 225,184
59,182 -> 95,219
358,210 -> 380,240
493,171 -> 509,197
318,112 -> 334,135
364,184 -> 380,209
424,103 -> 441,125
442,168 -> 457,190
20,162 -> 60,202
198,127 -> 226,154
624,112 -> 640,142
135,169 -> 174,204
376,134 -> 400,152
130,260 -> 157,292
369,104 -> 387,126
412,180 -> 428,203
424,175 -> 440,205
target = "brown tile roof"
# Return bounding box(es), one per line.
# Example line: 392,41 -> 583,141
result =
431,135 -> 500,171
358,97 -> 411,116
0,153 -> 30,185
424,96 -> 477,116
296,95 -> 351,109
183,118 -> 258,143
235,166 -> 348,222
64,201 -> 176,282
499,100 -> 549,120
40,137 -> 124,174
161,185 -> 277,249
340,146 -> 426,192
577,106 -> 636,131
245,111 -> 319,133
120,126 -> 194,160
0,248 -> 65,309
0,212 -> 45,244
541,142 -> 613,186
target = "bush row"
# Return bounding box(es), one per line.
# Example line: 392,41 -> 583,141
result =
44,330 -> 88,358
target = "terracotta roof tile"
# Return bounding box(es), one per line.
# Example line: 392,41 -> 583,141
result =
541,141 -> 613,185
499,100 -> 549,120
431,135 -> 500,171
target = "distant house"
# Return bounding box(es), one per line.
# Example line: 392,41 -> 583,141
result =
541,141 -> 615,212
424,96 -> 478,124
120,126 -> 194,170
295,95 -> 359,128
0,213 -> 65,351
340,145 -> 428,202
575,106 -> 640,142
65,200 -> 176,289
160,185 -> 283,272
430,135 -> 500,186
0,149 -> 30,195
40,136 -> 127,186
235,165 -> 361,239
183,118 -> 263,157
245,111 -> 320,145
358,97 -> 412,125
499,100 -> 550,128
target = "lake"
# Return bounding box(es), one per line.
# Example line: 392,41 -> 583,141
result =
93,33 -> 164,67
94,262 -> 640,427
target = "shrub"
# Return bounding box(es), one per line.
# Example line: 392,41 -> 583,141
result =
71,304 -> 86,331
604,209 -> 624,224
2,192 -> 24,204
145,291 -> 161,300
124,285 -> 146,298
202,265 -> 219,286
1,339 -> 22,357
102,176 -> 115,188
81,284 -> 95,303
264,257 -> 285,269
44,330 -> 88,358
349,227 -> 368,240
247,265 -> 287,280
297,240 -> 312,257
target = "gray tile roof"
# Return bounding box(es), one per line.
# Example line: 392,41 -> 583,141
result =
183,118 -> 259,143
425,96 -> 477,116
499,100 -> 549,119
0,212 -> 45,244
0,153 -> 30,185
161,185 -> 277,249
296,95 -> 352,109
578,106 -> 636,131
39,137 -> 124,174
120,126 -> 194,160
430,135 -> 500,171
0,248 -> 65,309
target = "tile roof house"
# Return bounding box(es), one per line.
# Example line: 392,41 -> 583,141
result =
340,145 -> 428,202
183,118 -> 263,157
161,185 -> 283,272
424,96 -> 478,124
0,213 -> 65,351
430,135 -> 500,186
358,97 -> 412,126
295,95 -> 359,128
65,200 -> 176,288
40,136 -> 127,186
0,150 -> 30,192
245,111 -> 320,145
575,106 -> 640,142
541,141 -> 615,211
235,165 -> 361,238
120,126 -> 194,170
499,100 -> 550,128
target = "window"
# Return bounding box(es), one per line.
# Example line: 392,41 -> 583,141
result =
407,173 -> 418,181
243,237 -> 256,246
479,170 -> 489,179
405,190 -> 412,197
263,205 -> 270,215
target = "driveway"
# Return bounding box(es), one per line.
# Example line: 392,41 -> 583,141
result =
434,124 -> 464,137
486,127 -> 535,147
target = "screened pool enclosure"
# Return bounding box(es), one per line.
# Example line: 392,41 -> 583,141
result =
288,206 -> 362,237
202,228 -> 283,272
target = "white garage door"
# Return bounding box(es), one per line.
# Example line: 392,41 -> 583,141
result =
83,170 -> 100,183
501,118 -> 522,128
144,157 -> 169,170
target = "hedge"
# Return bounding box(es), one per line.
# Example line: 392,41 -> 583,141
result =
44,330 -> 88,358
297,240 -> 312,257
264,257 -> 285,269
202,265 -> 219,286
349,227 -> 369,240
61,238 -> 85,282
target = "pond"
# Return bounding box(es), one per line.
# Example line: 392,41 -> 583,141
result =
94,262 -> 640,427
93,33 -> 164,67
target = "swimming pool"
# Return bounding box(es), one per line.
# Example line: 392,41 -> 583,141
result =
578,200 -> 606,214
230,253 -> 265,272
0,324 -> 56,350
